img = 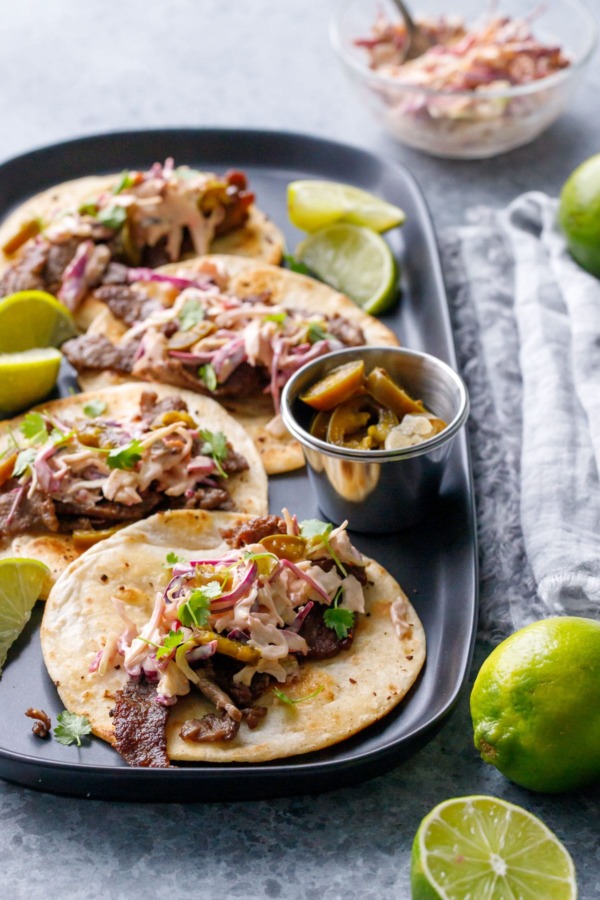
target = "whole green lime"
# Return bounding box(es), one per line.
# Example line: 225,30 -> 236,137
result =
470,616 -> 600,793
559,154 -> 600,277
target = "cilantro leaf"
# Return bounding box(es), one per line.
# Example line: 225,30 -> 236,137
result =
283,253 -> 312,275
156,628 -> 186,660
20,412 -> 49,445
178,581 -> 222,627
307,322 -> 332,344
199,363 -> 217,392
272,686 -> 324,706
200,429 -> 229,478
54,711 -> 92,747
97,205 -> 127,230
83,400 -> 107,418
79,202 -> 99,216
323,605 -> 355,640
299,519 -> 347,577
112,170 -> 135,194
300,518 -> 333,540
164,551 -> 185,568
107,439 -> 143,470
13,448 -> 37,477
263,312 -> 287,325
179,298 -> 205,331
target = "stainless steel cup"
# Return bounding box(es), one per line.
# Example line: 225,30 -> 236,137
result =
280,346 -> 469,532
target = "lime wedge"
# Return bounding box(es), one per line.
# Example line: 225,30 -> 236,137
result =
288,180 -> 406,233
0,558 -> 50,674
0,290 -> 77,353
0,347 -> 62,416
411,796 -> 577,900
296,223 -> 398,315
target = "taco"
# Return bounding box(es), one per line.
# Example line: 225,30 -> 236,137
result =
61,255 -> 400,473
41,509 -> 426,765
0,383 -> 267,595
0,160 -> 284,329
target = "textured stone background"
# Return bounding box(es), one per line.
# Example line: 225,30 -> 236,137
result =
0,1 -> 599,897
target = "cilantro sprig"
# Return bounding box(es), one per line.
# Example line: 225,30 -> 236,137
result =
54,711 -> 92,747
179,298 -> 205,331
299,518 -> 347,576
272,686 -> 324,706
105,439 -> 144,470
20,412 -> 74,448
83,399 -> 107,418
178,581 -> 222,627
97,205 -> 128,230
164,551 -> 185,569
199,363 -> 217,392
200,429 -> 229,478
323,587 -> 355,640
156,628 -> 186,660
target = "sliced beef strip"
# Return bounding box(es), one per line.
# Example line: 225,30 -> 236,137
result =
170,487 -> 234,511
298,602 -> 354,660
110,679 -> 171,767
326,315 -> 366,348
43,239 -> 81,293
138,390 -> 188,426
0,241 -> 47,295
62,334 -> 138,374
180,712 -> 240,743
205,655 -> 271,708
54,490 -> 163,523
213,362 -> 267,400
0,490 -> 59,537
221,514 -> 286,548
94,284 -> 163,327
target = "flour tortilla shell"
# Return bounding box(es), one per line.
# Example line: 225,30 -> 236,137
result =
41,509 -> 426,763
77,255 -> 400,474
0,383 -> 268,597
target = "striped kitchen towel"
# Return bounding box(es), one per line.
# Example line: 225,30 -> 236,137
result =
440,192 -> 600,641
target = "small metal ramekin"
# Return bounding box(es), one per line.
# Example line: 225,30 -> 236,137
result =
281,346 -> 469,532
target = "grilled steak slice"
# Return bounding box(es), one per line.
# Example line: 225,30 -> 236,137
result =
298,603 -> 354,660
94,284 -> 162,327
221,514 -> 287,548
138,390 -> 188,426
180,712 -> 240,743
0,490 -> 59,536
110,679 -> 170,767
62,334 -> 137,373
0,241 -> 47,295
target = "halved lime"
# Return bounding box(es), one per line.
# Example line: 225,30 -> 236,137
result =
0,347 -> 62,416
411,795 -> 577,899
288,180 -> 406,233
295,223 -> 398,315
0,558 -> 50,674
0,290 -> 77,352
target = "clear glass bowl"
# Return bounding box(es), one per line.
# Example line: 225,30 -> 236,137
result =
330,0 -> 598,159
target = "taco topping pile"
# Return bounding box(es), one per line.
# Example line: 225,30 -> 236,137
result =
0,390 -> 249,539
101,513 -> 398,767
62,265 -> 366,414
0,160 -> 254,311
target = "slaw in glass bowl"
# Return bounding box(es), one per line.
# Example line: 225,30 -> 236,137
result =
330,0 -> 598,159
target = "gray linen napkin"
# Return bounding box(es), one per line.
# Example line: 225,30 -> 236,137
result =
440,192 -> 600,641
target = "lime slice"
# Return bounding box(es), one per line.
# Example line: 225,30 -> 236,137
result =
288,180 -> 406,233
411,795 -> 577,900
296,223 -> 398,315
0,347 -> 62,416
0,290 -> 77,353
0,558 -> 50,674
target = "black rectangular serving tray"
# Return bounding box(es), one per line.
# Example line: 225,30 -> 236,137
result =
0,129 -> 478,801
